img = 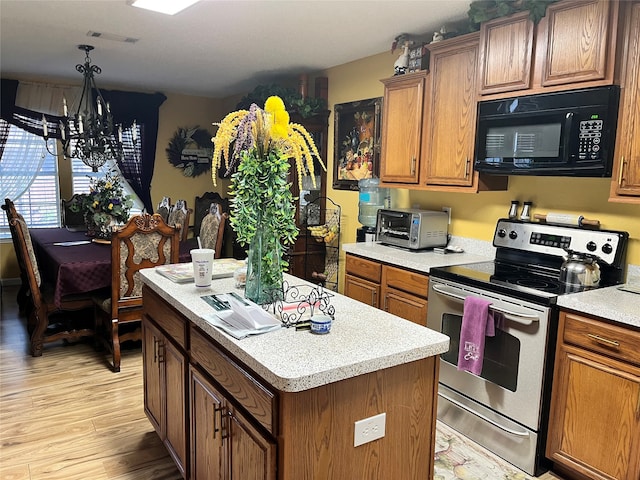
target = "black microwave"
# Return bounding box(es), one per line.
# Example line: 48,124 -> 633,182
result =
474,86 -> 620,177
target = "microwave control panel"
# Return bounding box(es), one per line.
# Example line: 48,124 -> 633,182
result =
578,119 -> 603,160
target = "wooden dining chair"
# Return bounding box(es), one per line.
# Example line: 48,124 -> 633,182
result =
3,198 -> 31,314
93,213 -> 181,372
199,203 -> 228,258
194,192 -> 228,238
156,196 -> 171,223
9,213 -> 95,356
167,199 -> 192,242
61,194 -> 88,232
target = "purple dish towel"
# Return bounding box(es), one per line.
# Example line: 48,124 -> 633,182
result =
457,296 -> 497,375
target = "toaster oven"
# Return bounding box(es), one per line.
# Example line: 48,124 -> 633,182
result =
375,208 -> 448,250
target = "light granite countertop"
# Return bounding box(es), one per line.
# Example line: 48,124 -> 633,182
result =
140,269 -> 450,393
556,285 -> 640,329
342,241 -> 492,273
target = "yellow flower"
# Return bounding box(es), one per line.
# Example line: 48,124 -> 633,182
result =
210,95 -> 325,191
92,201 -> 98,208
108,203 -> 114,211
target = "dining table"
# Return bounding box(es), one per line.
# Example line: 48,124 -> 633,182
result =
29,228 -> 192,308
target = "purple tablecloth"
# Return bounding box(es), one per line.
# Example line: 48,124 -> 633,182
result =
29,228 -> 192,307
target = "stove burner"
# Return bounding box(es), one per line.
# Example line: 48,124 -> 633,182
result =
508,277 -> 558,291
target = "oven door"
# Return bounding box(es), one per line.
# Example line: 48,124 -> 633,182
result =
427,278 -> 551,431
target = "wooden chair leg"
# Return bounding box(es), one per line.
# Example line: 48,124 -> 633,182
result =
30,310 -> 46,357
110,318 -> 121,373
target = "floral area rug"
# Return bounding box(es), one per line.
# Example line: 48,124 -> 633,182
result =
434,421 -> 534,480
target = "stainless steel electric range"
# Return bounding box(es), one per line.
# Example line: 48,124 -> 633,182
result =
426,219 -> 629,476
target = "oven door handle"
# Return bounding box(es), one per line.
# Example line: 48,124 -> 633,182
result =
438,391 -> 530,438
431,284 -> 540,322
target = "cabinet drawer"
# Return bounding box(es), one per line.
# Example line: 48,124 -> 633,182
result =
382,265 -> 429,298
562,312 -> 640,366
143,286 -> 187,350
190,327 -> 277,435
345,254 -> 382,283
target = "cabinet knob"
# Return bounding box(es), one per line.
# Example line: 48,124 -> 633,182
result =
465,158 -> 470,177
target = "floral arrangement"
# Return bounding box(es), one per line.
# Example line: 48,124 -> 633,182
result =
210,96 -> 324,303
211,95 -> 324,247
73,171 -> 133,227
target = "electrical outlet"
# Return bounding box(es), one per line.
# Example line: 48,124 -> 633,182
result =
442,206 -> 451,224
354,412 -> 386,447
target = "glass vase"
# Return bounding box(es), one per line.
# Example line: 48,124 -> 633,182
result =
245,216 -> 284,305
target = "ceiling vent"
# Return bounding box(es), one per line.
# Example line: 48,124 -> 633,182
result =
87,31 -> 139,44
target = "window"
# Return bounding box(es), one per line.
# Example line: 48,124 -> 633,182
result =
0,121 -> 60,239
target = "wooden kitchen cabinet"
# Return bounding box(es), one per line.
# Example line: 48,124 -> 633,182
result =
344,254 -> 381,308
546,311 -> 640,480
345,253 -> 429,325
190,365 -> 276,480
143,290 -> 188,478
478,11 -> 534,94
610,0 -> 640,203
379,71 -> 427,184
478,0 -> 619,97
424,33 -> 485,189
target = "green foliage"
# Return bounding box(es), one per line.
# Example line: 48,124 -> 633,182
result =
236,84 -> 327,118
467,0 -> 560,31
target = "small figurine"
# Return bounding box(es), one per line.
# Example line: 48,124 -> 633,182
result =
393,41 -> 411,75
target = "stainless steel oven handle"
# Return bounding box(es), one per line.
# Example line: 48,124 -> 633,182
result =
431,284 -> 540,321
438,391 -> 530,438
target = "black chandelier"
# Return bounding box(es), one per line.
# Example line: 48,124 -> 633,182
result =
42,45 -> 136,172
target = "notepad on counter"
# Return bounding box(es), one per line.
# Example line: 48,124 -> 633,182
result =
156,259 -> 245,283
202,293 -> 281,339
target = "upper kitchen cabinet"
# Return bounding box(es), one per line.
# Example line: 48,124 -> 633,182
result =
423,33 -> 508,191
610,0 -> 640,203
380,71 -> 427,184
478,0 -> 620,98
478,11 -> 534,94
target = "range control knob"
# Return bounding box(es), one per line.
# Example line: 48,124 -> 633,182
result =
586,241 -> 597,252
509,230 -> 518,240
497,228 -> 507,238
602,243 -> 613,255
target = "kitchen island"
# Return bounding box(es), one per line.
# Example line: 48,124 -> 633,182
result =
140,269 -> 449,480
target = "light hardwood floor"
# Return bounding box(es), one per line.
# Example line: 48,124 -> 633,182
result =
0,284 -> 566,480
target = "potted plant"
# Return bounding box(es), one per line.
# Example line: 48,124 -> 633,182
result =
72,171 -> 133,239
211,96 -> 323,303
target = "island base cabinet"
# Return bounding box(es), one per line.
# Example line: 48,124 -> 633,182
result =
277,357 -> 438,479
546,312 -> 640,480
142,317 -> 187,478
189,365 -> 276,480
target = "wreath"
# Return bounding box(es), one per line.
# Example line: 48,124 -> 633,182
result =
166,126 -> 213,177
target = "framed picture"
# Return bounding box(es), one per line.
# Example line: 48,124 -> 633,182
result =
333,97 -> 383,190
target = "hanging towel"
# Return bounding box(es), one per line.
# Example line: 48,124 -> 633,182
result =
457,297 -> 497,375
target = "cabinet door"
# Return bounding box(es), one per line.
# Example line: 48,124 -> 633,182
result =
380,72 -> 426,184
541,0 -> 614,86
425,35 -> 479,187
478,11 -> 534,94
190,367 -> 226,480
381,287 -> 428,326
143,318 -> 163,437
611,1 -> 640,200
164,337 -> 187,476
344,273 -> 380,308
228,406 -> 276,480
547,344 -> 640,480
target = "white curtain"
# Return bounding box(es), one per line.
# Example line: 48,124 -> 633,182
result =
0,82 -> 81,200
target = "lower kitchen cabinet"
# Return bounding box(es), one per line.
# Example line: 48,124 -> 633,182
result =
190,366 -> 276,480
142,315 -> 188,478
546,311 -> 640,480
345,253 -> 429,325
